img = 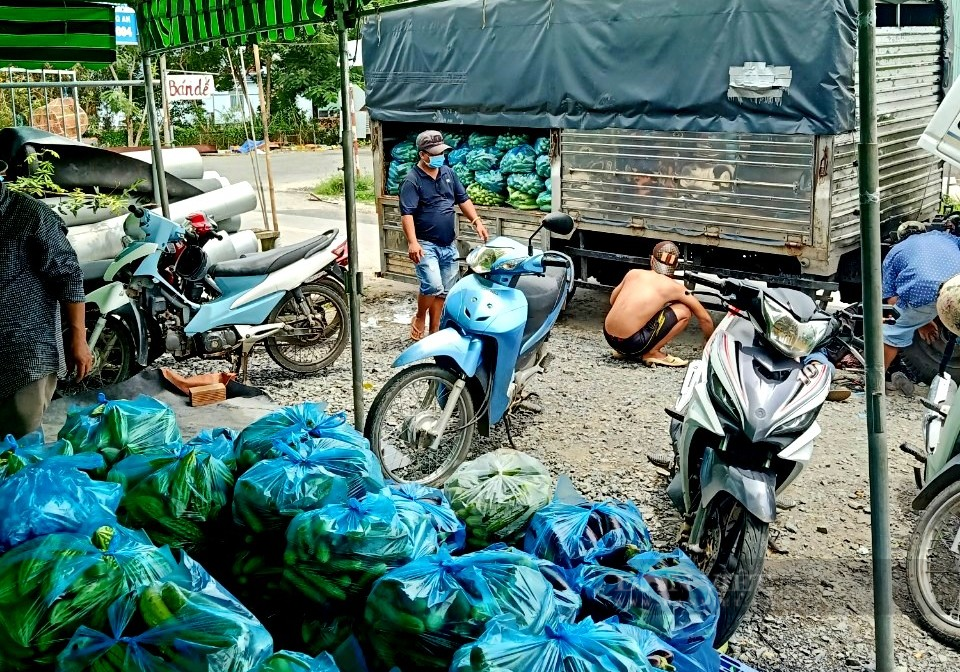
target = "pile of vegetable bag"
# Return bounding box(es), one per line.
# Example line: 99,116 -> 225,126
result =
234,401 -> 367,473
0,524 -> 176,669
475,170 -> 505,195
284,494 -> 437,610
499,145 -> 537,175
536,154 -> 551,179
233,436 -> 383,536
468,132 -> 496,148
448,146 -> 471,166
524,477 -> 653,567
507,188 -> 540,210
57,554 -> 273,672
495,132 -> 529,152
386,482 -> 467,551
507,173 -> 544,196
534,136 -> 551,156
452,162 -> 475,187
390,141 -> 418,163
0,431 -> 74,480
386,161 -> 414,195
465,148 -> 500,172
107,438 -> 235,551
450,616 -> 680,672
466,183 -> 505,207
444,132 -> 464,149
575,547 -> 721,670
257,650 -> 339,672
445,448 -> 552,547
0,455 -> 121,551
59,394 -> 181,465
364,547 -> 567,671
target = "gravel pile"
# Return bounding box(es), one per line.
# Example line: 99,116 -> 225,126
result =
172,278 -> 960,672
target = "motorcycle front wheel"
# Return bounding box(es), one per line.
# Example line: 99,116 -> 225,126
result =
907,480 -> 960,647
365,363 -> 476,486
696,493 -> 770,647
58,315 -> 136,396
265,282 -> 348,374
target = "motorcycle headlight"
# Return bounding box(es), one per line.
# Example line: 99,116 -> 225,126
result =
776,408 -> 819,435
466,246 -> 510,274
708,369 -> 740,421
761,297 -> 830,358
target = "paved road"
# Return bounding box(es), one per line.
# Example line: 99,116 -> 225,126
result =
204,148 -> 374,193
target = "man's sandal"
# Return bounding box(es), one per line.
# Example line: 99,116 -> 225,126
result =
642,354 -> 688,368
410,317 -> 425,342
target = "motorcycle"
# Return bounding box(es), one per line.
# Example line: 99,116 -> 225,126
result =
902,333 -> 960,647
665,274 -> 865,646
78,205 -> 350,391
364,212 -> 576,486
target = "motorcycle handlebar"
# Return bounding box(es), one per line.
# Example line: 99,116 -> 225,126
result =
683,273 -> 724,292
541,257 -> 569,268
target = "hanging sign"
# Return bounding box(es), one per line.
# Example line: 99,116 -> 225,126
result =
165,74 -> 215,101
114,5 -> 139,46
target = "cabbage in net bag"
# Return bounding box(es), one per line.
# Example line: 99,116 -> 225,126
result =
444,449 -> 552,548
499,145 -> 537,175
58,554 -> 273,672
507,173 -> 544,196
0,525 -> 176,669
465,148 -> 500,172
475,170 -> 505,195
534,136 -> 551,156
495,132 -> 529,153
364,547 -> 565,671
452,162 -> 475,187
391,140 -> 419,163
284,494 -> 438,611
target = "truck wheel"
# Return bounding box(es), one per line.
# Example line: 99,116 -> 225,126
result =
901,322 -> 960,384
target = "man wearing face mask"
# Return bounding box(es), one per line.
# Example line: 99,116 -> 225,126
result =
603,241 -> 714,367
400,130 -> 489,341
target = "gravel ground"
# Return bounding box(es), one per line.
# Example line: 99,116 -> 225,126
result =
173,277 -> 960,672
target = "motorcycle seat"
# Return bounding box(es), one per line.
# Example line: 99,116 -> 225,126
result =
515,265 -> 567,344
81,259 -> 112,281
209,229 -> 339,278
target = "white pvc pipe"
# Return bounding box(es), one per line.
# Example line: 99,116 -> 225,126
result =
124,147 -> 205,180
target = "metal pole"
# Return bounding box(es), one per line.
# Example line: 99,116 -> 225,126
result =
41,70 -> 50,132
339,18 -> 366,429
857,2 -> 895,671
159,54 -> 174,146
7,68 -> 15,124
71,73 -> 82,142
253,45 -> 280,232
142,55 -> 171,217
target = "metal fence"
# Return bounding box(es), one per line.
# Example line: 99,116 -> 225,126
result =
0,68 -> 85,141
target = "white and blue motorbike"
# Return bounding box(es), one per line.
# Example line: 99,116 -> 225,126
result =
79,205 -> 349,389
365,213 -> 576,485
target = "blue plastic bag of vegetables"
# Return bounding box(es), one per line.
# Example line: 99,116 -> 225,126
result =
574,548 -> 720,667
448,146 -> 471,166
58,394 -> 181,465
108,440 -> 235,552
391,141 -> 419,163
257,650 -> 340,672
499,145 -> 537,175
234,437 -> 383,536
386,482 -> 466,551
496,545 -> 582,623
235,402 -> 361,473
0,431 -> 74,480
452,163 -> 475,187
387,160 -> 415,195
616,622 -> 718,672
450,616 -> 672,672
524,476 -> 652,568
537,190 -> 552,212
184,427 -> 237,465
0,524 -> 177,669
474,170 -> 505,194
536,154 -> 551,179
468,132 -> 496,148
465,148 -> 500,172
58,554 -> 274,672
364,546 -> 565,671
284,494 -> 437,610
0,455 -> 121,551
534,136 -> 551,156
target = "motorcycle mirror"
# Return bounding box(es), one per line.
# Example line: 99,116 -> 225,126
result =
542,212 -> 576,237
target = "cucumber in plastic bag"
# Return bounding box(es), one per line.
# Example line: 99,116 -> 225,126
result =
499,145 -> 537,175
386,482 -> 467,551
452,163 -> 475,188
468,132 -> 497,148
465,148 -> 500,172
391,141 -> 419,163
466,183 -> 505,207
0,431 -> 74,481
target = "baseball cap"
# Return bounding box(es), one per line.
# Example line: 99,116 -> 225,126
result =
416,130 -> 452,156
651,241 -> 680,275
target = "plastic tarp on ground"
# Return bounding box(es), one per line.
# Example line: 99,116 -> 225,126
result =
362,0 -> 859,135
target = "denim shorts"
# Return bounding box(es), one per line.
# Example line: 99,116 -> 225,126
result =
415,241 -> 460,297
882,301 -> 939,349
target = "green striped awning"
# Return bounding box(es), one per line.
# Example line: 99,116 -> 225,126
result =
0,1 -> 117,70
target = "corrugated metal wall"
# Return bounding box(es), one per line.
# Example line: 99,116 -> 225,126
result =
559,130 -> 816,246
830,26 -> 945,246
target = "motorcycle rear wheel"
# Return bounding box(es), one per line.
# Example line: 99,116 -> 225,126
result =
907,480 -> 960,647
365,363 -> 475,486
265,282 -> 348,374
696,493 -> 770,647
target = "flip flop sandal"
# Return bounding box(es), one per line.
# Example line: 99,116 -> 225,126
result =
409,318 -> 425,342
642,354 -> 688,368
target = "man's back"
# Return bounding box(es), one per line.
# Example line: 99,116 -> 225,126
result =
605,269 -> 679,338
882,230 -> 960,307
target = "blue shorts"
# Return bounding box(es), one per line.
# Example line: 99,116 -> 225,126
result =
882,301 -> 939,349
415,241 -> 460,297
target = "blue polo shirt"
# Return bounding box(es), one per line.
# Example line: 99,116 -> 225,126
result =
882,230 -> 960,308
399,164 -> 469,246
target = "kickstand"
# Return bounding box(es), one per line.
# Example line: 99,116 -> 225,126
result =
503,414 -> 518,450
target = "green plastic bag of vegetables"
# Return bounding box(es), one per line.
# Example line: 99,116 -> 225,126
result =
452,162 -> 475,187
507,173 -> 544,196
234,437 -> 383,536
536,154 -> 551,179
364,547 -> 564,671
475,170 -> 505,194
495,132 -> 529,153
109,441 -> 235,552
507,188 -> 541,211
58,394 -> 182,465
444,132 -> 465,149
499,145 -> 537,175
445,449 -> 552,548
465,149 -> 500,172
0,525 -> 176,670
257,650 -> 339,672
391,141 -> 419,163
466,183 -> 505,207
387,160 -> 415,196
534,137 -> 551,156
0,431 -> 73,480
284,494 -> 438,610
58,554 -> 274,672
537,190 -> 552,212
235,402 -> 367,473
468,132 -> 496,148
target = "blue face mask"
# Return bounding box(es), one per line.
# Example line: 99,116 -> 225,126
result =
428,155 -> 445,168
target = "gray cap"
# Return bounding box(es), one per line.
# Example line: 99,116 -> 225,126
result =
416,130 -> 452,156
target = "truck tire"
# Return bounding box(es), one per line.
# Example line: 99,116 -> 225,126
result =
901,323 -> 960,384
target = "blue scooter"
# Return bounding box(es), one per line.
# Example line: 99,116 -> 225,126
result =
365,213 -> 576,485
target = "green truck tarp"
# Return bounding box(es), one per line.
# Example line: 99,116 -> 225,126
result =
0,0 -> 117,70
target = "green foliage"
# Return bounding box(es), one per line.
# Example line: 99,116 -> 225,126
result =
314,173 -> 376,203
